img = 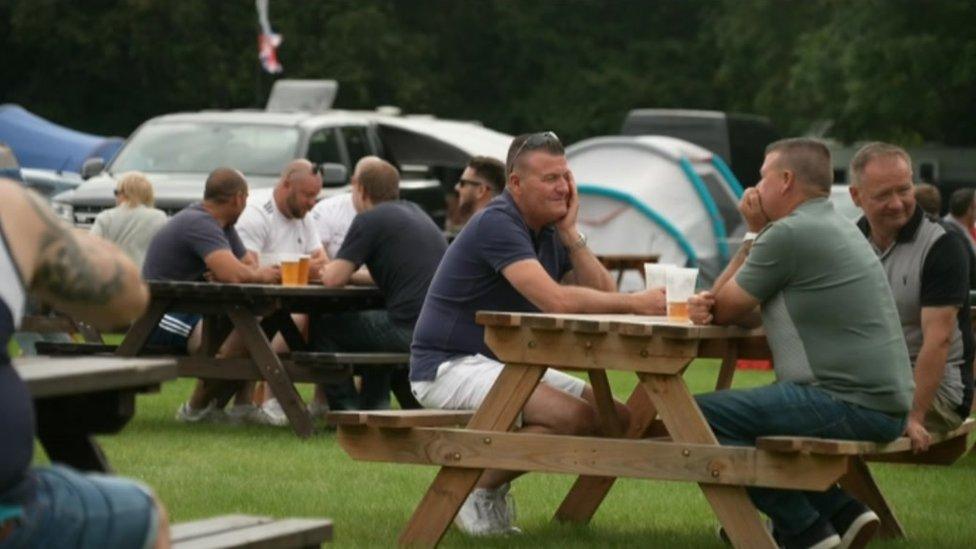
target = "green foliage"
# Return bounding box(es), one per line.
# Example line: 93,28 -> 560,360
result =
1,0 -> 974,145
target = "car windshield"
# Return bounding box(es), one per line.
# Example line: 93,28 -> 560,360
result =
110,122 -> 300,176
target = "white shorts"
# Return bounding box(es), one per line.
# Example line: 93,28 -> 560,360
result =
411,354 -> 586,411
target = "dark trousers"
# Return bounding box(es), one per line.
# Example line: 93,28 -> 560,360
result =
695,382 -> 906,536
312,310 -> 420,411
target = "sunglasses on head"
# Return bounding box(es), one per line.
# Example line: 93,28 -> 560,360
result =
510,131 -> 561,167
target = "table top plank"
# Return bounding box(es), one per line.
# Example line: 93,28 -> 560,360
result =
476,311 -> 763,339
148,280 -> 382,299
15,356 -> 178,398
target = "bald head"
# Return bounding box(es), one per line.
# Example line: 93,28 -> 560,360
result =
204,167 -> 248,203
352,156 -> 399,203
280,159 -> 317,186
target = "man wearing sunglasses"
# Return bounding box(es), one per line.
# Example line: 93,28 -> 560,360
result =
410,132 -> 666,536
449,156 -> 506,234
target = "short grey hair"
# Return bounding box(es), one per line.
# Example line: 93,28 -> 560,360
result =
764,137 -> 833,193
849,142 -> 912,187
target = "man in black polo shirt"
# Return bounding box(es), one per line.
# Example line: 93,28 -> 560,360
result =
850,142 -> 974,451
313,157 -> 447,410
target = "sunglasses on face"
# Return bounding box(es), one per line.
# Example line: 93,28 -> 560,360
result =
456,178 -> 486,188
510,131 -> 561,167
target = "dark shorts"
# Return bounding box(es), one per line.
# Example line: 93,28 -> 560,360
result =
0,465 -> 158,549
146,312 -> 202,354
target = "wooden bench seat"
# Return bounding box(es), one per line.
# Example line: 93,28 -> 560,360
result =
757,418 -> 974,464
290,351 -> 409,365
171,514 -> 332,548
328,409 -> 474,428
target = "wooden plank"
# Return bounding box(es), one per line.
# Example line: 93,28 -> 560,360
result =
172,518 -> 333,549
177,357 -> 350,384
339,426 -> 848,490
476,311 -> 764,341
639,373 -> 776,549
395,363 -> 544,547
714,340 -> 738,391
364,410 -> 474,428
329,410 -> 474,428
758,419 -> 975,456
588,370 -> 622,437
171,515 -> 271,541
484,325 -> 699,374
867,435 -> 970,465
291,351 -> 410,365
33,342 -> 118,355
14,356 -> 177,398
226,308 -> 314,439
554,381 -> 663,524
839,457 -> 905,540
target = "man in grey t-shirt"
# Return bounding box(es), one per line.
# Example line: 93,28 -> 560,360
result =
688,138 -> 914,549
143,167 -> 280,425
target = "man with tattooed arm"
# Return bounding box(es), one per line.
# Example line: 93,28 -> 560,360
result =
0,179 -> 170,547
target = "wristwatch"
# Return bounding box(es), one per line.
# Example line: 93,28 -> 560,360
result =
568,231 -> 587,252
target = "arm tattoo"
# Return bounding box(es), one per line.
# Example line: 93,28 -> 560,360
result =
24,190 -> 124,303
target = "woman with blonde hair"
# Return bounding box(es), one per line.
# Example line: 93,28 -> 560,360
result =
90,171 -> 167,267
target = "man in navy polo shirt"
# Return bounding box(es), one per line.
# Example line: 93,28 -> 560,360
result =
410,132 -> 665,536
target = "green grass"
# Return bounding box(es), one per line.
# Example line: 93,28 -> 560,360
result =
32,361 -> 976,548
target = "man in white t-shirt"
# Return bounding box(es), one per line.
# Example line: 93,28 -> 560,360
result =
234,159 -> 328,424
237,159 -> 328,275
311,192 -> 356,258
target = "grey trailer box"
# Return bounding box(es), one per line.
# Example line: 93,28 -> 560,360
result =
621,109 -> 780,188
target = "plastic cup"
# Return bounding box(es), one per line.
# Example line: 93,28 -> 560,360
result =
298,255 -> 311,285
280,253 -> 302,286
644,263 -> 670,290
666,267 -> 698,322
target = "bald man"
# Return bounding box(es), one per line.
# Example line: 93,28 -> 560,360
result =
234,159 -> 329,424
313,157 -> 448,411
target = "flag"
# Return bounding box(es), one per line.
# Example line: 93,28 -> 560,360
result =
256,0 -> 283,74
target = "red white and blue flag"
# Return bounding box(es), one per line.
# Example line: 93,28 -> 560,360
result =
256,0 -> 283,74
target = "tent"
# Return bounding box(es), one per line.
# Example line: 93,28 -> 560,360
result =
567,135 -> 745,290
0,104 -> 124,173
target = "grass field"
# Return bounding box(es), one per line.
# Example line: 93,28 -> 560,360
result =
31,359 -> 976,547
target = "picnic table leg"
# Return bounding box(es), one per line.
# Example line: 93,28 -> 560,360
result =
226,308 -> 315,438
115,299 -> 171,356
639,372 -> 777,549
838,456 -> 905,540
398,363 -> 544,548
553,379 -> 661,524
714,340 -> 738,391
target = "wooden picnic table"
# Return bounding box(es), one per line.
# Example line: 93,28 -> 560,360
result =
116,280 -> 385,438
335,311 -> 927,547
15,355 -> 177,473
595,253 -> 660,288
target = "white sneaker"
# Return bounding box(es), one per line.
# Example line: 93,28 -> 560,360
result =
307,400 -> 330,420
259,398 -> 290,427
175,400 -> 226,423
454,484 -> 521,536
225,403 -> 258,425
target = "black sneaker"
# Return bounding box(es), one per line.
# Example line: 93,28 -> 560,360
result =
830,501 -> 879,549
779,518 -> 840,549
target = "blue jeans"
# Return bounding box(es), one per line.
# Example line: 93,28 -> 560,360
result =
312,310 -> 413,410
0,465 -> 157,549
696,382 -> 906,537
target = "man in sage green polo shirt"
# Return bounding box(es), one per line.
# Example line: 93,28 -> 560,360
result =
688,138 -> 914,549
